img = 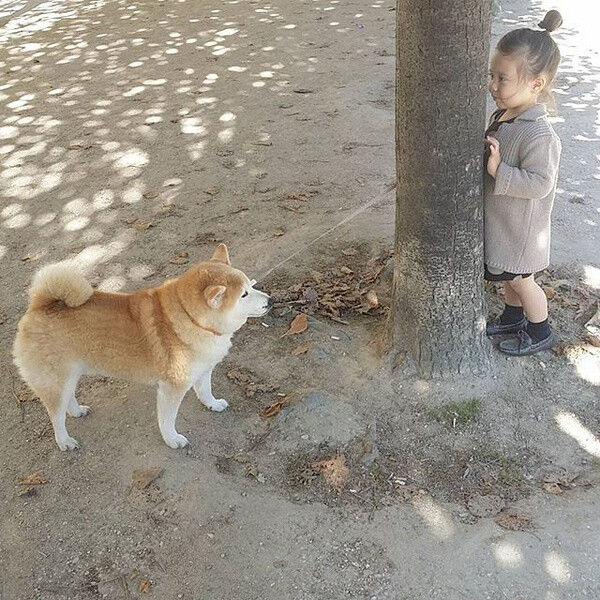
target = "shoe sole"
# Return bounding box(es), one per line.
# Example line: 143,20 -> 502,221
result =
499,333 -> 555,356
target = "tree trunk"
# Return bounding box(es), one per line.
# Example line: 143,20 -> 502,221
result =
391,0 -> 492,378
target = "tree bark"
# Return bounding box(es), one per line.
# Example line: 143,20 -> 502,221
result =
391,0 -> 493,378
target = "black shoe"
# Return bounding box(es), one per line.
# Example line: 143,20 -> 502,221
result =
499,330 -> 555,356
486,316 -> 528,336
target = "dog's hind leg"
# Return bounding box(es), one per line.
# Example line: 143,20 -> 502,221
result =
35,368 -> 82,451
156,382 -> 189,449
193,369 -> 228,412
67,393 -> 91,418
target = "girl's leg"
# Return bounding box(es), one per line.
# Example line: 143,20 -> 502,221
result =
506,275 -> 548,324
486,281 -> 527,336
500,276 -> 553,354
503,282 -> 522,308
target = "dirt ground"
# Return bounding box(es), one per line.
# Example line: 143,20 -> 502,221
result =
1,0 -> 599,599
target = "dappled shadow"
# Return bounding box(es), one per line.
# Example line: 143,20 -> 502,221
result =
0,0 -> 396,304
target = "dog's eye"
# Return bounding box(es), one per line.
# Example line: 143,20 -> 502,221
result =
241,291 -> 248,298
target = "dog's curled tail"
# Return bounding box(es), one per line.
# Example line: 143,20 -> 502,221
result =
29,262 -> 93,309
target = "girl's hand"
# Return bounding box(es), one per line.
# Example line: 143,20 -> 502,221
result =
485,136 -> 501,178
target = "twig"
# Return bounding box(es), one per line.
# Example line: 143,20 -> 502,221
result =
40,584 -> 91,593
369,485 -> 378,522
120,575 -> 131,599
246,425 -> 276,451
10,372 -> 25,423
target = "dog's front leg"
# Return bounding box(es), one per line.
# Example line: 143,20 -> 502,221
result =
156,382 -> 189,448
193,369 -> 229,412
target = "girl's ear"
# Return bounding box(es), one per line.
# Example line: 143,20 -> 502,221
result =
532,75 -> 546,94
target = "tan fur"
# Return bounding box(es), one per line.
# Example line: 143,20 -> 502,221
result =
13,244 -> 270,450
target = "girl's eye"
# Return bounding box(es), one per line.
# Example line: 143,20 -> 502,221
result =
242,291 -> 248,298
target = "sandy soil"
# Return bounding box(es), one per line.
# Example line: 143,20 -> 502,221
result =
0,0 -> 599,599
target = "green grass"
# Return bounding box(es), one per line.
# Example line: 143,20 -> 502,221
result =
427,398 -> 482,428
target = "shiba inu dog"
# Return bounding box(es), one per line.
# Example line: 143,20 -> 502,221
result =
13,244 -> 270,450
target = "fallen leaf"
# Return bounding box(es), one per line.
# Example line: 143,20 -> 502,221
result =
494,510 -> 535,531
226,368 -> 278,397
542,482 -> 564,495
139,579 -> 151,593
133,221 -> 154,231
273,228 -> 286,237
291,344 -> 310,356
543,285 -> 556,300
311,456 -> 349,490
169,251 -> 189,265
340,266 -> 353,275
365,290 -> 379,308
244,463 -> 259,478
260,399 -> 288,419
584,303 -> 600,346
131,467 -> 164,490
18,471 -> 47,487
283,313 -> 308,336
204,187 -> 220,196
143,190 -> 159,199
293,88 -> 313,94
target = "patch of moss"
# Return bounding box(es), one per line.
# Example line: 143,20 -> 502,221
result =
427,398 -> 482,428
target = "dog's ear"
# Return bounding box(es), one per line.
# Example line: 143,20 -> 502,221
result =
204,285 -> 227,308
210,243 -> 231,265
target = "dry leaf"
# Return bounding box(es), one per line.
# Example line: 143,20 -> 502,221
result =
340,266 -> 353,275
131,467 -> 164,490
169,251 -> 189,265
291,344 -> 310,356
494,510 -> 534,531
283,313 -> 308,336
226,368 -> 278,397
365,290 -> 379,308
584,303 -> 600,346
273,228 -> 286,237
543,285 -> 556,300
139,579 -> 151,593
143,190 -> 159,199
18,471 -> 47,487
204,187 -> 220,196
133,221 -> 153,231
311,456 -> 349,490
260,400 -> 288,419
542,482 -> 564,495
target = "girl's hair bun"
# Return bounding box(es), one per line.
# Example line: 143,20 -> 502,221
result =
538,9 -> 563,33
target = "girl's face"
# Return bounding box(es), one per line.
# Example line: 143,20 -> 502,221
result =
488,51 -> 543,114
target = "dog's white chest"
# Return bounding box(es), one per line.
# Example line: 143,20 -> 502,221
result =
188,334 -> 232,380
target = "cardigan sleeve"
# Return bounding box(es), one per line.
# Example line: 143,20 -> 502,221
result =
493,133 -> 561,200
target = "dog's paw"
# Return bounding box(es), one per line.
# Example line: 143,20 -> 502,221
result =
207,398 -> 229,412
68,405 -> 91,418
57,436 -> 81,451
164,434 -> 190,449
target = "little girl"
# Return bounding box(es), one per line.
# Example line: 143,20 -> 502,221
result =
484,10 -> 563,356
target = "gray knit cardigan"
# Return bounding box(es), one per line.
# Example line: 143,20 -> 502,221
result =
484,103 -> 561,274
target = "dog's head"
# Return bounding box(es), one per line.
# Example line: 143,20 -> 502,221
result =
178,244 -> 271,335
